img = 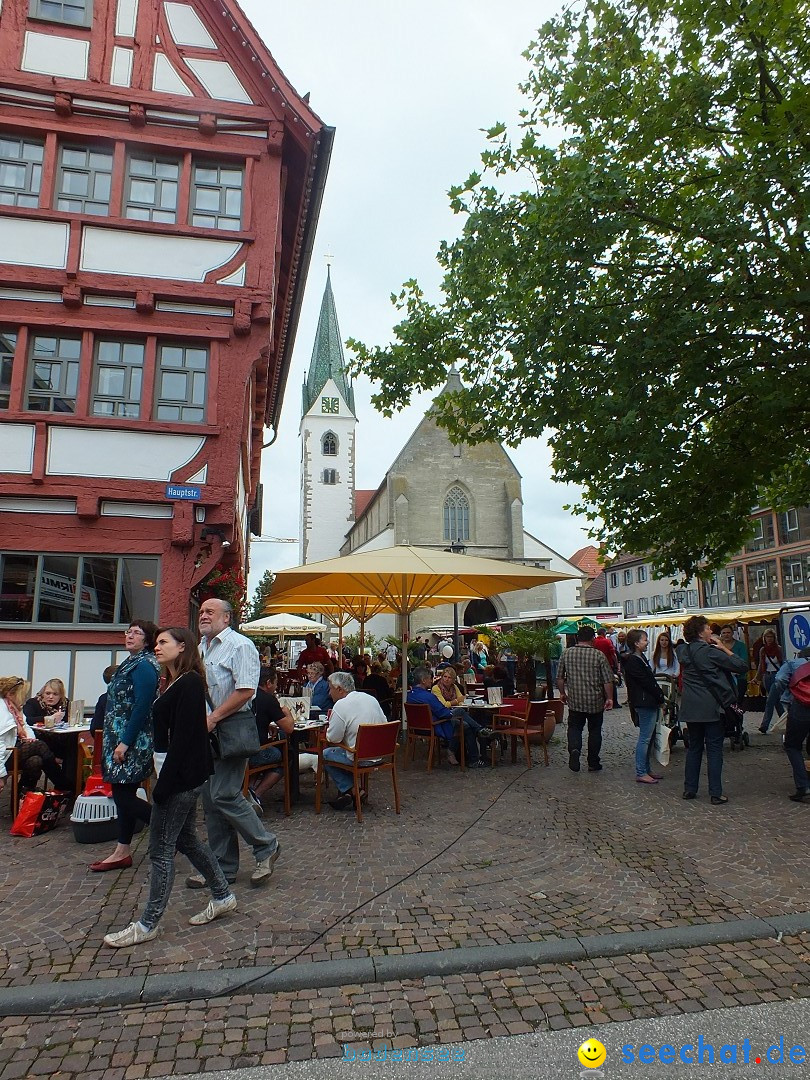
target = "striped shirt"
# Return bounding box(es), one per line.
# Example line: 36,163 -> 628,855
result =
557,644 -> 613,713
199,626 -> 260,712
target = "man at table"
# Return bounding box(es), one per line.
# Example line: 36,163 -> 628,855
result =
249,667 -> 295,806
304,662 -> 333,713
409,668 -> 487,769
195,599 -> 281,888
322,671 -> 387,810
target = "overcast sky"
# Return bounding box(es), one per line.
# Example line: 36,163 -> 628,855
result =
242,0 -> 592,593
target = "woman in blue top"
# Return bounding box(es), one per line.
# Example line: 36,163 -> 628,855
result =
90,620 -> 160,872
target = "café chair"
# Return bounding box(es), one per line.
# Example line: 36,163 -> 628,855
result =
314,721 -> 401,823
8,746 -> 52,818
490,697 -> 549,767
404,702 -> 464,771
242,738 -> 291,816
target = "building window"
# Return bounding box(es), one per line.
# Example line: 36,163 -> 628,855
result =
623,569 -> 633,586
29,0 -> 92,27
778,507 -> 809,545
0,551 -> 158,625
637,566 -> 647,583
637,597 -> 649,614
624,599 -> 635,617
443,486 -> 470,543
781,555 -> 810,599
609,572 -> 619,589
26,335 -> 81,413
0,135 -> 43,208
56,145 -> 113,216
746,559 -> 778,602
322,431 -> 338,456
669,590 -> 686,608
652,593 -> 665,610
190,163 -> 244,231
0,330 -> 16,409
92,340 -> 145,418
155,342 -> 208,423
687,589 -> 698,606
745,513 -> 775,553
322,469 -> 337,485
125,155 -> 180,224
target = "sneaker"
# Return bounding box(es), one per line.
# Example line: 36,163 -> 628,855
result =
469,759 -> 491,769
568,750 -> 580,773
104,922 -> 160,949
329,792 -> 354,811
189,893 -> 237,925
250,843 -> 281,887
478,727 -> 495,738
186,873 -> 236,889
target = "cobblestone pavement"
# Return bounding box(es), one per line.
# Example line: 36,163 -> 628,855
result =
1,708 -> 809,1078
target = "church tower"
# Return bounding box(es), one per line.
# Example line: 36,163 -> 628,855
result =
299,270 -> 357,564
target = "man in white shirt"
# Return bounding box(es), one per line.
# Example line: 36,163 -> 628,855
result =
323,671 -> 386,810
195,599 -> 280,888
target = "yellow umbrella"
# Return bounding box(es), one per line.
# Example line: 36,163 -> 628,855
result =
263,597 -> 390,660
266,545 -> 571,718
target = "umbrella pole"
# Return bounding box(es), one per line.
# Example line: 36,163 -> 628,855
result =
400,613 -> 409,729
359,615 -> 365,657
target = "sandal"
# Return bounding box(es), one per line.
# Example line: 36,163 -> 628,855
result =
636,775 -> 659,784
710,795 -> 729,805
649,773 -> 664,781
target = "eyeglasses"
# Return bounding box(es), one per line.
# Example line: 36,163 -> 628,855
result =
125,627 -> 146,637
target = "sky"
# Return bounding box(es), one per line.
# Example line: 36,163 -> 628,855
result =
241,0 -> 593,594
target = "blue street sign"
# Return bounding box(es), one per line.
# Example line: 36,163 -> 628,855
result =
789,614 -> 810,651
165,484 -> 202,501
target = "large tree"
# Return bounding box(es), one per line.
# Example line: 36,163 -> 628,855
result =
350,0 -> 810,578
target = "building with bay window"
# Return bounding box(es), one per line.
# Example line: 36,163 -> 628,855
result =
0,0 -> 332,697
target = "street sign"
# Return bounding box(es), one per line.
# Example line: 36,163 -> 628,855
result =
165,484 -> 202,501
781,607 -> 810,659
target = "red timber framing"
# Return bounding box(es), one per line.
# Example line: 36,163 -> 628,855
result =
0,0 -> 333,696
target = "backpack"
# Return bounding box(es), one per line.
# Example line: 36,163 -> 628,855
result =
788,662 -> 810,707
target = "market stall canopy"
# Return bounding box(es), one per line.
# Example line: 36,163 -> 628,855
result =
606,606 -> 788,629
240,613 -> 326,637
552,616 -> 603,635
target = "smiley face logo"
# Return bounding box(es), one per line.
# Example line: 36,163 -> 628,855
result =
577,1038 -> 607,1069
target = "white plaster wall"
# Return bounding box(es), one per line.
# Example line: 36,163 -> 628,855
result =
73,651 -> 112,704
81,228 -> 242,282
605,559 -> 700,616
111,47 -> 133,87
0,497 -> 76,513
115,0 -> 139,37
153,53 -> 193,96
185,59 -> 252,103
0,424 -> 35,473
47,428 -> 205,481
22,32 -> 89,80
32,651 -> 72,697
164,3 -> 216,48
346,527 -> 395,554
0,218 -> 69,270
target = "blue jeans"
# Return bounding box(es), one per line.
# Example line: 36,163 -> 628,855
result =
684,720 -> 724,798
202,754 -> 279,879
761,681 -> 784,732
140,786 -> 230,930
249,745 -> 282,770
634,707 -> 658,777
323,747 -> 385,793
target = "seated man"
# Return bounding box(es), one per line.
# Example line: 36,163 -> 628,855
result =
360,662 -> 394,718
408,667 -> 487,768
249,667 -> 295,804
304,662 -> 333,713
322,671 -> 387,810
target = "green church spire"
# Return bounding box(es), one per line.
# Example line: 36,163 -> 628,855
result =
302,267 -> 355,415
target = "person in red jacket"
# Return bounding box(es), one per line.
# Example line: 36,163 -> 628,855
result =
298,634 -> 330,669
593,628 -> 619,707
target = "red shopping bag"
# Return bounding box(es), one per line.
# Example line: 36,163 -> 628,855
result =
10,792 -> 69,837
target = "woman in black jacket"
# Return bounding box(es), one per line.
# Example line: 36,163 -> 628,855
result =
620,629 -> 665,785
104,627 -> 236,949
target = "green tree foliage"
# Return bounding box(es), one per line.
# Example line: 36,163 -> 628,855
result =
246,569 -> 275,622
343,632 -> 386,658
349,0 -> 810,578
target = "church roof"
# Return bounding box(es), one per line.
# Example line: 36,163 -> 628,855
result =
302,268 -> 355,415
569,545 -> 602,578
354,489 -> 377,518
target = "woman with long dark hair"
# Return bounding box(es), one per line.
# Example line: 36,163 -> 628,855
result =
620,630 -> 666,785
91,620 -> 160,871
651,632 -> 679,680
104,627 -> 236,948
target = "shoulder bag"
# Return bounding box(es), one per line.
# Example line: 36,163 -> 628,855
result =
687,644 -> 744,727
206,687 -> 260,761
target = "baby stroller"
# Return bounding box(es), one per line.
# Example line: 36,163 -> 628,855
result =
655,675 -> 687,751
724,703 -> 750,752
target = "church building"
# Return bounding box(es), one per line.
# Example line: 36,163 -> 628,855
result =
299,276 -> 585,637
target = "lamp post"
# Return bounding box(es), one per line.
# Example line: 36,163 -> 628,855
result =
445,540 -> 467,660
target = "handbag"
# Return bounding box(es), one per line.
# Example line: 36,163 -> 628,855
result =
10,792 -> 70,837
687,644 -> 744,726
653,709 -> 670,767
212,710 -> 260,760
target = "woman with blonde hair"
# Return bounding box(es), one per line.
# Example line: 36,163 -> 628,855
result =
0,676 -> 71,798
23,678 -> 69,725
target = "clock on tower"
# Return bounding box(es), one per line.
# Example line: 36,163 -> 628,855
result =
321,396 -> 339,414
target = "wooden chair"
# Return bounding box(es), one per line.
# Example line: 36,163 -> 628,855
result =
242,738 -> 291,816
492,698 -> 559,767
404,702 -> 464,770
315,721 -> 401,822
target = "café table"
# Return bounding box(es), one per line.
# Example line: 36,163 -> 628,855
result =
32,723 -> 89,798
288,716 -> 328,803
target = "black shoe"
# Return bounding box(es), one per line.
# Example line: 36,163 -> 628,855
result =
330,793 -> 353,810
588,763 -> 603,772
682,791 -> 697,800
789,790 -> 810,802
469,759 -> 491,769
568,751 -> 580,772
710,795 -> 729,805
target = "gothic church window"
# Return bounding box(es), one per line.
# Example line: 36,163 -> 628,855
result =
322,431 -> 338,456
443,486 -> 470,543
322,469 -> 337,485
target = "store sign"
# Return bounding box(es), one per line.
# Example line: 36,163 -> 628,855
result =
40,571 -> 99,616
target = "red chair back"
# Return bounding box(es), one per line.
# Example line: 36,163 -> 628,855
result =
354,720 -> 400,759
501,696 -> 530,719
404,702 -> 433,733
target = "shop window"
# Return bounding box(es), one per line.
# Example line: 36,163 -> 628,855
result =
92,339 -> 144,418
125,154 -> 180,224
26,335 -> 81,413
0,135 -> 43,208
190,163 -> 243,230
57,145 -> 113,216
155,342 -> 208,423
